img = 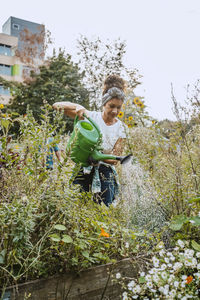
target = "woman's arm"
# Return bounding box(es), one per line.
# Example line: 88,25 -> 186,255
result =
52,102 -> 89,119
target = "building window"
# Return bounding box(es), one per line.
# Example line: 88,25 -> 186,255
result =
0,85 -> 10,95
0,44 -> 12,56
13,23 -> 20,30
0,64 -> 12,76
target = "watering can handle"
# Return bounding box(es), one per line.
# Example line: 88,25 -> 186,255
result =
82,113 -> 102,137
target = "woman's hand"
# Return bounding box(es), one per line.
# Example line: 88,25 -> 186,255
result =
75,106 -> 89,120
103,159 -> 119,166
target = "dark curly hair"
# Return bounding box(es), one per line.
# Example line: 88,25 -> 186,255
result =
102,75 -> 126,96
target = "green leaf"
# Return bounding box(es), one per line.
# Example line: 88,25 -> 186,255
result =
54,224 -> 66,231
188,197 -> 200,203
62,235 -> 73,243
49,234 -> 61,242
82,251 -> 90,259
139,276 -> 146,284
189,216 -> 200,226
169,215 -> 187,231
191,240 -> 200,251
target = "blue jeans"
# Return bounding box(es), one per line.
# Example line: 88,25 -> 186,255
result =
73,164 -> 116,206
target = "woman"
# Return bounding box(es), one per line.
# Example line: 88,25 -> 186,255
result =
53,75 -> 127,206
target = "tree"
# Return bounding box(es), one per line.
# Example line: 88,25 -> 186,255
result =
1,50 -> 89,132
77,36 -> 142,109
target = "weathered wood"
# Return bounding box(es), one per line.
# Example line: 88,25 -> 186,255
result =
2,258 -> 138,300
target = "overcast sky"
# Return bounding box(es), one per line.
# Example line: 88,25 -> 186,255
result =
1,0 -> 200,120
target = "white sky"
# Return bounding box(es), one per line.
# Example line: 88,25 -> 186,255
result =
1,0 -> 200,120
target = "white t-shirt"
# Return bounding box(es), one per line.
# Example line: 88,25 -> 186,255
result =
88,111 -> 126,153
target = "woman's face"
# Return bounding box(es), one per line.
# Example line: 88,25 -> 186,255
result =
103,98 -> 123,120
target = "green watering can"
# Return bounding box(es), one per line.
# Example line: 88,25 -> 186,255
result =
66,114 -> 132,167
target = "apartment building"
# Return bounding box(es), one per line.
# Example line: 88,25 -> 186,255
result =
0,17 -> 45,104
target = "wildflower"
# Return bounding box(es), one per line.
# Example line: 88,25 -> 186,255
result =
126,100 -> 130,105
186,276 -> 193,284
99,228 -> 109,238
128,116 -> 133,121
184,249 -> 194,258
173,262 -> 183,271
140,272 -> 145,277
122,104 -> 125,110
133,97 -> 140,105
196,252 -> 200,258
2,114 -> 6,117
164,257 -> 169,263
161,271 -> 168,280
173,281 -> 179,288
118,111 -> 124,118
125,242 -> 129,248
197,263 -> 200,269
177,239 -> 185,248
0,104 -> 4,109
137,102 -> 144,108
159,249 -> 165,257
160,263 -> 167,270
116,272 -> 121,279
127,280 -> 135,290
153,274 -> 159,283
145,274 -> 152,282
122,291 -> 128,300
152,120 -> 156,124
152,256 -> 159,267
128,124 -> 132,128
147,281 -> 153,289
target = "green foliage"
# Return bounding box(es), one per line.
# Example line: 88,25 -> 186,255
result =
0,107 -> 144,290
0,49 -> 89,133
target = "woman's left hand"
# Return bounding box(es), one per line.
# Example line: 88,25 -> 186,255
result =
103,159 -> 118,165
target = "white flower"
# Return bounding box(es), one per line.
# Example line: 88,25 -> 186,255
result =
189,220 -> 195,224
153,274 -> 159,283
173,262 -> 183,271
161,271 -> 168,280
181,275 -> 187,280
170,255 -> 175,261
167,263 -> 172,268
184,249 -> 194,258
147,281 -> 153,289
174,246 -> 179,251
174,280 -> 179,288
160,263 -> 167,270
135,285 -> 141,293
152,256 -> 159,267
197,263 -> 200,269
116,272 -> 121,279
169,289 -> 176,297
145,274 -> 152,282
164,257 -> 170,263
140,271 -> 145,277
132,296 -> 138,299
181,281 -> 186,288
196,252 -> 200,258
125,242 -> 129,248
127,280 -> 135,290
159,249 -> 165,257
177,239 -> 185,248
122,291 -> 128,300
168,274 -> 175,283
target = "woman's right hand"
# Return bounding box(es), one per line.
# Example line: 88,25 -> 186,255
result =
75,106 -> 88,120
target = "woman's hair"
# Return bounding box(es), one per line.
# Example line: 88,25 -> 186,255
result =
103,75 -> 126,95
102,75 -> 126,106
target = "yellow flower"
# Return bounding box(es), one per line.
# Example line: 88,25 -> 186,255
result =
152,120 -> 156,124
99,228 -> 110,238
118,111 -> 124,118
122,104 -> 125,110
2,114 -> 7,118
133,97 -> 140,105
126,100 -> 130,106
128,116 -> 133,121
128,124 -> 132,128
0,104 -> 4,109
137,102 -> 144,108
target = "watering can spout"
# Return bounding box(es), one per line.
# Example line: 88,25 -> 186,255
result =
88,151 -> 132,165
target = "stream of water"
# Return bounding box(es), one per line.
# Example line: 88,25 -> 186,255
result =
120,158 -> 167,232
